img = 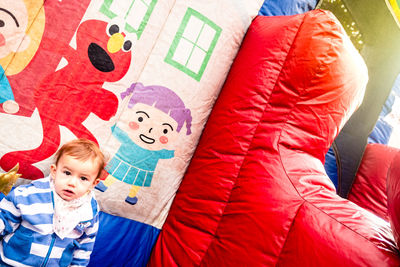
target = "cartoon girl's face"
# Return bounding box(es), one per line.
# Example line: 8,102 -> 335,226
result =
0,0 -> 29,58
121,103 -> 180,151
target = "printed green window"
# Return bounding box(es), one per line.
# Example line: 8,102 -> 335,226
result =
100,0 -> 157,39
165,8 -> 222,81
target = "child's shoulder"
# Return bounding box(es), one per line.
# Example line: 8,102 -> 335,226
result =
90,194 -> 100,217
30,176 -> 51,189
14,176 -> 51,193
77,193 -> 99,224
7,177 -> 51,203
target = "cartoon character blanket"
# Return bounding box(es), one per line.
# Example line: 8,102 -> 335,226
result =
0,0 -> 263,265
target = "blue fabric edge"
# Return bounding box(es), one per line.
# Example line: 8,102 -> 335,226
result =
88,211 -> 160,267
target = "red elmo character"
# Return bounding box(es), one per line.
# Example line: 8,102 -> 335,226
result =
0,19 -> 133,179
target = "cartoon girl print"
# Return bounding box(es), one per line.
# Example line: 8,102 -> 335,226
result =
0,66 -> 16,113
96,82 -> 193,205
0,0 -> 44,75
0,0 -> 33,113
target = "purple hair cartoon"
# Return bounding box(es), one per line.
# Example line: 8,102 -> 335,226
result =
121,83 -> 192,135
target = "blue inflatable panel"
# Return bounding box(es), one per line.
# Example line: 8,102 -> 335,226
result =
259,0 -> 318,16
392,74 -> 400,95
88,212 -> 160,267
324,146 -> 338,188
368,117 -> 393,144
368,74 -> 400,144
380,93 -> 395,117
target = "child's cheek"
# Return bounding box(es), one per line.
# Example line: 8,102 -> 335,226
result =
159,136 -> 168,144
129,121 -> 139,130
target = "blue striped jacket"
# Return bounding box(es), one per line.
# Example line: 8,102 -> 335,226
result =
0,177 -> 99,267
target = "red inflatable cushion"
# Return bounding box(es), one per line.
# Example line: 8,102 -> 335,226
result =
150,10 -> 400,266
349,143 -> 400,221
387,150 -> 400,248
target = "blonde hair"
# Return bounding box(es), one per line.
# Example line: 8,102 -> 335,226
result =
54,139 -> 105,178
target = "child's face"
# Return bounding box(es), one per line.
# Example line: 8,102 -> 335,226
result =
50,154 -> 100,201
120,103 -> 180,151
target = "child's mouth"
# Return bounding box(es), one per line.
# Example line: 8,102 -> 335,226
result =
63,189 -> 74,196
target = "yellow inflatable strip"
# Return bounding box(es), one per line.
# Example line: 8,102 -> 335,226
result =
388,0 -> 400,27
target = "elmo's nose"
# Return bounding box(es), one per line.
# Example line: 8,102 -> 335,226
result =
107,32 -> 125,53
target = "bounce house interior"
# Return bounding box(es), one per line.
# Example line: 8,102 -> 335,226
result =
0,0 -> 400,266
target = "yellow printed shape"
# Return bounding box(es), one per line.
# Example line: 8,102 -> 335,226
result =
107,32 -> 125,53
0,0 -> 45,75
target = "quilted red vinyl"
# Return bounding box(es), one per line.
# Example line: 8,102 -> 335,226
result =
149,10 -> 400,266
388,150 -> 400,250
348,143 -> 400,221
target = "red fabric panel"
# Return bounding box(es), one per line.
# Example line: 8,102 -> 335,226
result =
348,143 -> 400,221
278,202 -> 400,266
280,147 -> 399,258
151,12 -> 307,266
149,10 -> 400,266
387,151 -> 400,249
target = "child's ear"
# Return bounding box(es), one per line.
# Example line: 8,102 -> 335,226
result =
93,178 -> 100,186
50,164 -> 56,178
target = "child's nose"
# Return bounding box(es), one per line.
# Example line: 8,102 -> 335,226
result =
68,177 -> 77,186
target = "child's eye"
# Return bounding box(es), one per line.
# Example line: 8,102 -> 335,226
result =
64,171 -> 71,176
80,176 -> 88,181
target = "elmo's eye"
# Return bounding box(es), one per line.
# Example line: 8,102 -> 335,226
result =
123,40 -> 132,52
108,24 -> 119,36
